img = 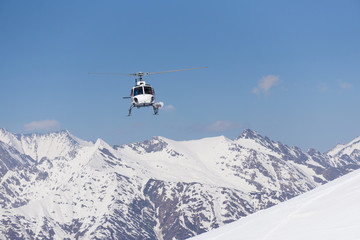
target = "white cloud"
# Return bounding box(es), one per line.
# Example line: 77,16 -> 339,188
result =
193,120 -> 245,132
24,120 -> 61,132
163,104 -> 175,111
338,80 -> 353,90
319,82 -> 329,92
253,75 -> 279,95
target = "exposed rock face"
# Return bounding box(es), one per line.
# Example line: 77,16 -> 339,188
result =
0,128 -> 359,240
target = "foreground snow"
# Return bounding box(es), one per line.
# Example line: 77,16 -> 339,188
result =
190,168 -> 360,240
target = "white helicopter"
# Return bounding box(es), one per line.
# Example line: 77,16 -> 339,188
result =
91,67 -> 207,116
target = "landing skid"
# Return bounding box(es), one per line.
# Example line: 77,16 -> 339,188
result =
153,105 -> 159,115
127,104 -> 159,116
127,104 -> 135,116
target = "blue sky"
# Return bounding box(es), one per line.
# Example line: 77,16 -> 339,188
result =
1,0 -> 359,152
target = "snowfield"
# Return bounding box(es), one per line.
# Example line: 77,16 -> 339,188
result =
190,168 -> 360,240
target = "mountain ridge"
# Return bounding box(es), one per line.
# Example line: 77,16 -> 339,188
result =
0,128 -> 360,239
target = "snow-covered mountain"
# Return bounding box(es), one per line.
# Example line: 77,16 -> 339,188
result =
190,167 -> 360,240
0,128 -> 359,239
327,135 -> 360,166
0,128 -> 92,162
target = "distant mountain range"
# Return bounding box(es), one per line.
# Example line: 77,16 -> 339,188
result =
0,128 -> 359,240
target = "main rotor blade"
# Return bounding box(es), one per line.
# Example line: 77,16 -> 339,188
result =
145,67 -> 207,75
88,72 -> 128,76
90,67 -> 207,77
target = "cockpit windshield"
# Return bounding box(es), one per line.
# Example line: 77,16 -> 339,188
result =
134,87 -> 143,96
133,86 -> 154,96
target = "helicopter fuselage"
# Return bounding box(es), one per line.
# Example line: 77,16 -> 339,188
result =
125,80 -> 162,116
131,81 -> 155,107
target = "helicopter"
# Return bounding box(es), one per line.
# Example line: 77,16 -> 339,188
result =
90,67 -> 207,116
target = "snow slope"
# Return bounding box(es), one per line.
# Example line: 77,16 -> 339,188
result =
190,168 -> 360,240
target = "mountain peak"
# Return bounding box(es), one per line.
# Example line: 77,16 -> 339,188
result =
0,127 -> 8,134
0,129 -> 91,162
237,129 -> 262,140
140,136 -> 170,153
327,135 -> 360,157
20,129 -> 71,138
0,127 -> 12,137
